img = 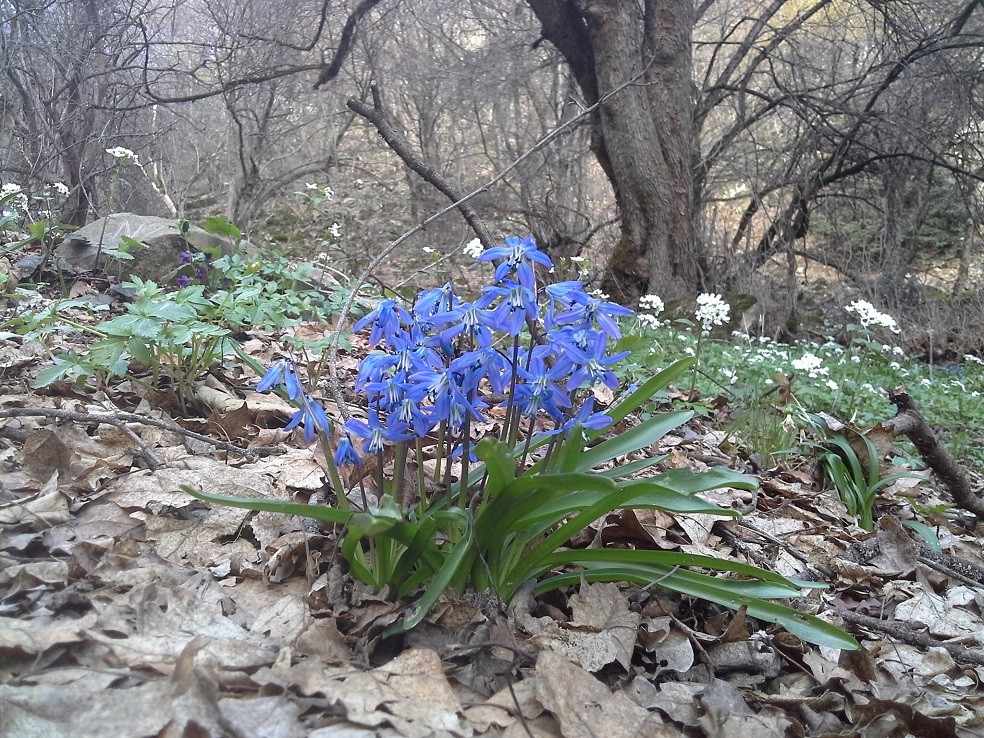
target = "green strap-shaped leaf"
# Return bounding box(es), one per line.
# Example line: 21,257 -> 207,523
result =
536,563 -> 857,650
575,410 -> 693,472
596,357 -> 696,434
181,485 -> 351,524
383,508 -> 474,636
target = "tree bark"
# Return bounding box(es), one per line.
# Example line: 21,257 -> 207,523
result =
528,0 -> 702,304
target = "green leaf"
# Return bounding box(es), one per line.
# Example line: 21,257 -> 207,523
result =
538,562 -> 858,650
644,466 -> 758,495
594,454 -> 668,479
574,410 -> 692,472
600,357 -> 695,431
33,353 -> 91,387
900,520 -> 942,552
180,485 -> 351,525
202,216 -> 242,240
384,509 -> 474,636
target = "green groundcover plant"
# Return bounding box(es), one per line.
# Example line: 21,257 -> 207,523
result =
183,236 -> 857,649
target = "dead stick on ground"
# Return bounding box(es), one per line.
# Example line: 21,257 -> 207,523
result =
0,407 -> 282,467
885,387 -> 984,518
837,610 -> 984,667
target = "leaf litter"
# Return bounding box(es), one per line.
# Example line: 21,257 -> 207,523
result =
1,321 -> 984,738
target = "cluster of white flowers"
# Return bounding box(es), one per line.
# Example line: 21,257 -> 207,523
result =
846,299 -> 900,333
0,183 -> 28,212
50,181 -> 70,197
965,354 -> 984,366
638,294 -> 664,314
305,183 -> 334,199
462,238 -> 484,259
589,288 -> 610,300
791,351 -> 829,378
569,256 -> 590,278
695,293 -> 730,332
636,313 -> 661,330
106,146 -> 139,165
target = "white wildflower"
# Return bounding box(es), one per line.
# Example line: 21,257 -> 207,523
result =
422,246 -> 435,254
636,313 -> 661,330
50,181 -> 70,197
825,379 -> 839,391
639,294 -> 664,314
329,222 -> 342,239
462,238 -> 483,259
570,256 -> 586,263
0,183 -> 28,212
589,288 -> 610,300
695,293 -> 730,331
846,299 -> 900,333
306,182 -> 319,189
105,146 -> 139,165
965,354 -> 984,366
684,346 -> 696,356
792,352 -> 824,378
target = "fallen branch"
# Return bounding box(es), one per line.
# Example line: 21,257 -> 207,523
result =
837,610 -> 984,667
0,407 -> 283,467
885,387 -> 984,518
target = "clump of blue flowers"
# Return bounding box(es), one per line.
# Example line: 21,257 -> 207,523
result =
191,235 -> 859,650
337,235 -> 631,488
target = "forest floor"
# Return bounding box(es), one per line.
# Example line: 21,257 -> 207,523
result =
2,305 -> 984,738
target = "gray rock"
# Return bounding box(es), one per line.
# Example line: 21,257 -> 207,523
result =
56,213 -> 233,283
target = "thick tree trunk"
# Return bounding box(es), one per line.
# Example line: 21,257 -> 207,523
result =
528,0 -> 702,304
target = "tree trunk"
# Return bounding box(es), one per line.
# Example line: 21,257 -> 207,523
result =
528,0 -> 702,304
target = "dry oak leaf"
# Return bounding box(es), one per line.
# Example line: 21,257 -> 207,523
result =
535,649 -> 682,738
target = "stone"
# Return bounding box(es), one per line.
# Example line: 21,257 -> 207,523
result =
56,213 -> 233,283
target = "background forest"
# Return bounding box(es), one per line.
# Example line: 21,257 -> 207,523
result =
2,0 -> 983,348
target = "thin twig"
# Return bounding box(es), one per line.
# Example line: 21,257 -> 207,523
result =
0,407 -> 282,463
837,610 -> 984,667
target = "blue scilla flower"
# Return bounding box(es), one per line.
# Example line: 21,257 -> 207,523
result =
393,328 -> 443,372
344,409 -> 413,455
543,280 -> 585,328
408,367 -> 455,422
355,351 -> 398,391
447,384 -> 488,432
430,301 -> 496,346
334,435 -> 362,468
562,397 -> 612,436
514,355 -> 571,420
285,395 -> 333,443
478,236 -> 553,288
449,338 -> 512,394
414,282 -> 459,320
564,330 -> 630,391
483,281 -> 538,336
353,298 -> 413,346
554,293 -> 633,339
390,395 -> 436,438
364,372 -> 410,412
257,358 -> 303,399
